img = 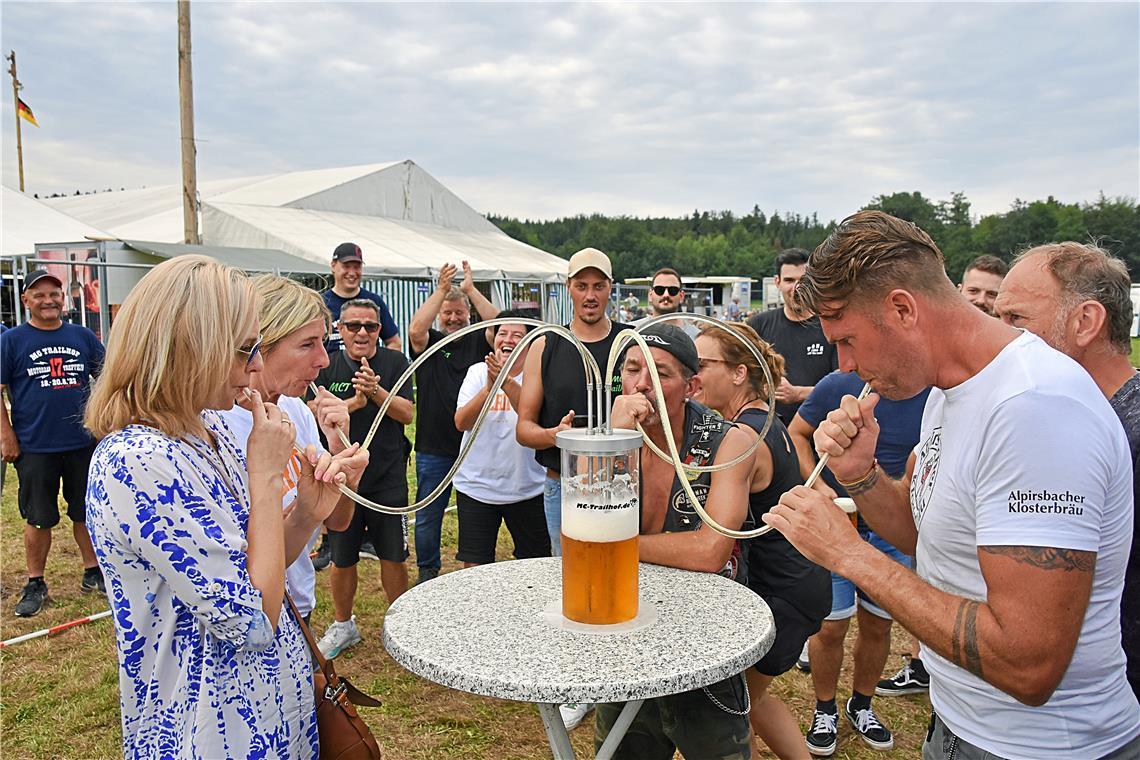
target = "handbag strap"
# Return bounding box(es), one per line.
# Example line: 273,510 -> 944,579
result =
285,594 -> 382,708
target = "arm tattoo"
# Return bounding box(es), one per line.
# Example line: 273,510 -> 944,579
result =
844,464 -> 881,496
951,599 -> 984,679
979,545 -> 1096,573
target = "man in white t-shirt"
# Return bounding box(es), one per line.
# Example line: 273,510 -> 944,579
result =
452,311 -> 550,566
764,211 -> 1140,760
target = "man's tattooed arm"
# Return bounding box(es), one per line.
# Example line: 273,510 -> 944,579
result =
979,546 -> 1096,573
950,600 -> 984,678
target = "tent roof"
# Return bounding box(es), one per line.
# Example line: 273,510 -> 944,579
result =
120,240 -> 332,275
42,161 -> 567,280
2,187 -> 112,256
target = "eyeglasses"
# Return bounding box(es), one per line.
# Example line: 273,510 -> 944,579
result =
697,357 -> 730,371
652,285 -> 681,297
341,321 -> 381,334
236,336 -> 263,366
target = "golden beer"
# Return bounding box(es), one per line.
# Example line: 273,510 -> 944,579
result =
561,533 -> 639,624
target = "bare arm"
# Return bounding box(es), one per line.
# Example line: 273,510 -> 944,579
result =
244,394 -> 292,628
813,392 -> 918,552
285,443 -> 368,562
408,263 -> 456,356
787,413 -> 819,482
383,334 -> 403,352
459,260 -> 500,322
0,385 -> 19,462
639,427 -> 752,573
819,515 -> 1092,705
516,336 -> 572,449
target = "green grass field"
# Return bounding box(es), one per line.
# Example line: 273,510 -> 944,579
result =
0,426 -> 932,758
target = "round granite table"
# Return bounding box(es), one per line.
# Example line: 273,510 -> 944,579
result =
382,557 -> 775,759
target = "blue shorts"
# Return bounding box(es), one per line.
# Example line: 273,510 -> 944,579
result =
826,530 -> 912,621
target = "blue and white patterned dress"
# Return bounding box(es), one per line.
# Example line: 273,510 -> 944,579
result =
86,410 -> 319,759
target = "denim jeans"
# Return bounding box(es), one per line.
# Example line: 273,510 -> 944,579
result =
543,475 -> 562,556
414,452 -> 456,571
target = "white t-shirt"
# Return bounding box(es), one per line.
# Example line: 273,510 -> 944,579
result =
911,331 -> 1140,758
219,396 -> 324,618
452,362 -> 546,504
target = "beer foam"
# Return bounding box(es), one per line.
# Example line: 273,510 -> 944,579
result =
834,497 -> 857,514
561,491 -> 638,543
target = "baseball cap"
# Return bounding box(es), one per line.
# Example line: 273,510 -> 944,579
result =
639,323 -> 699,375
567,248 -> 612,280
332,242 -> 364,264
22,269 -> 63,293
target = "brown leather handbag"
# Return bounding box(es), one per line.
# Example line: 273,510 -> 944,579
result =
288,596 -> 384,760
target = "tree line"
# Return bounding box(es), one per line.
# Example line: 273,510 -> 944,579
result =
489,191 -> 1140,284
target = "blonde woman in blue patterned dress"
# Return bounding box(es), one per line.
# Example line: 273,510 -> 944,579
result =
85,256 -> 360,759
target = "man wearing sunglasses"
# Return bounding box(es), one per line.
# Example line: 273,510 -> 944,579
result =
311,298 -> 415,658
634,267 -> 698,337
322,242 -> 402,356
1,269 -> 106,617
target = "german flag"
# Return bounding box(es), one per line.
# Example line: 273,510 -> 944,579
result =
17,97 -> 38,127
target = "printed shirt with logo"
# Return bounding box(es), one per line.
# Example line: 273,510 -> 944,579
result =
745,308 -> 837,424
910,331 -> 1139,759
0,322 -> 103,452
452,361 -> 546,504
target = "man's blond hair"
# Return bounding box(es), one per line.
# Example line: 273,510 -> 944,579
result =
85,255 -> 258,441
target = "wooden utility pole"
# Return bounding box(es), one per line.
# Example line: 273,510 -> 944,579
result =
177,0 -> 200,244
7,50 -> 25,192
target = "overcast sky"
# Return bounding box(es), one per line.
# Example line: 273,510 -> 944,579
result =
2,2 -> 1137,224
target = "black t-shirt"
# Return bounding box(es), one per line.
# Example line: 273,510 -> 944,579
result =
1109,372 -> 1140,699
535,321 -> 632,472
312,348 -> 413,495
411,327 -> 491,457
746,309 -> 838,425
735,406 -> 830,622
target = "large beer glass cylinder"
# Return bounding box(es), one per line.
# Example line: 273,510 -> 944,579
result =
556,429 -> 642,625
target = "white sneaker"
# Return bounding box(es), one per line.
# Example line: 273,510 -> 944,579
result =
558,702 -> 593,730
796,640 -> 811,673
317,616 -> 361,659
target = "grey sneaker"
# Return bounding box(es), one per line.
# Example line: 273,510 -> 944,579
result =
316,616 -> 362,659
15,578 -> 49,617
81,567 -> 106,594
358,540 -> 379,562
796,640 -> 811,673
558,702 -> 593,730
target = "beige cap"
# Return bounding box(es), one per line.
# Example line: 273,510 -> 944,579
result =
567,247 -> 613,280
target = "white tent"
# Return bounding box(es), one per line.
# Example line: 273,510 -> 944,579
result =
2,186 -> 111,257
45,161 -> 569,281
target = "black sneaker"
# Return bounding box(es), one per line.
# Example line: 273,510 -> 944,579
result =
796,641 -> 812,673
358,540 -> 379,562
15,578 -> 49,617
876,658 -> 930,696
416,566 -> 439,585
844,697 -> 894,750
312,535 -> 331,572
805,707 -> 838,756
81,567 -> 106,594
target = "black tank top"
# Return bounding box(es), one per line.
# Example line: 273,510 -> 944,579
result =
656,401 -> 748,584
535,321 -> 633,472
735,407 -> 830,621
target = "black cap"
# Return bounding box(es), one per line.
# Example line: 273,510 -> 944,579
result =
640,323 -> 700,375
22,269 -> 63,293
332,242 -> 363,263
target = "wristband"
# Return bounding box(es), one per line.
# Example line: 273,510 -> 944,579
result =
836,458 -> 878,488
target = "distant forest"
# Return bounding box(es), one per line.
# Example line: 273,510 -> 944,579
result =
489,191 -> 1140,284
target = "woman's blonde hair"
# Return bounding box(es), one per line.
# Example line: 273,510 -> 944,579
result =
697,321 -> 784,399
85,255 -> 258,441
252,274 -> 331,353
